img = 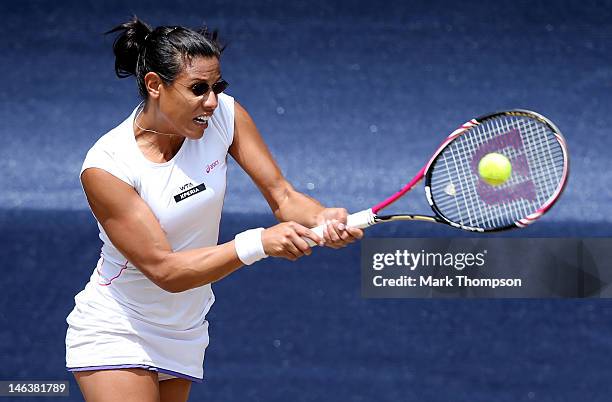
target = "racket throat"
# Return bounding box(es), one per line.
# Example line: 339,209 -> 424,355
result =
347,209 -> 441,227
376,214 -> 441,224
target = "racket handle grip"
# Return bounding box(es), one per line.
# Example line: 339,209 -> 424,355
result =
305,209 -> 376,247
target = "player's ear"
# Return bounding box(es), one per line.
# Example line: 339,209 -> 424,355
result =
143,72 -> 163,99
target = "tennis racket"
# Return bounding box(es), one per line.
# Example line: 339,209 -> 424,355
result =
306,109 -> 569,245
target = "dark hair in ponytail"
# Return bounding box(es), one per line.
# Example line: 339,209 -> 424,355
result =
106,16 -> 224,99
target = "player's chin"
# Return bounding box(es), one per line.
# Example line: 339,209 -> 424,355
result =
188,120 -> 208,138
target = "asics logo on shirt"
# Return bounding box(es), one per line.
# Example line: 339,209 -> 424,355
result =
205,160 -> 220,173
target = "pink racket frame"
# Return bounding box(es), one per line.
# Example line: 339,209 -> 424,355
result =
372,110 -> 569,230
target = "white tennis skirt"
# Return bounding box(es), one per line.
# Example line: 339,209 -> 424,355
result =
65,280 -> 213,382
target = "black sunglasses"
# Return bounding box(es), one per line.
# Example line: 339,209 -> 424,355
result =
157,72 -> 229,98
189,79 -> 229,97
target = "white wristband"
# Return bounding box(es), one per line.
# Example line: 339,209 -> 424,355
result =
234,228 -> 268,265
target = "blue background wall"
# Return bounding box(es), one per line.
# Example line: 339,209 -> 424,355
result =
1,0 -> 612,400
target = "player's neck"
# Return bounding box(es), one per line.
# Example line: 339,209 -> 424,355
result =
134,106 -> 185,163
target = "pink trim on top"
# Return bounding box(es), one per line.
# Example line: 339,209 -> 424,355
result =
97,258 -> 129,286
370,119 -> 480,214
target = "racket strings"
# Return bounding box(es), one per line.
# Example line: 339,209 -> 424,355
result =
461,117 -> 562,226
429,115 -> 566,230
465,117 -> 562,226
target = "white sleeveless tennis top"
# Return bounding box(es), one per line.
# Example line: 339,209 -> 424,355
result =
66,93 -> 234,381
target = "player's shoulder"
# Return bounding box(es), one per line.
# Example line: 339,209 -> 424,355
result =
87,108 -> 138,159
81,106 -> 141,185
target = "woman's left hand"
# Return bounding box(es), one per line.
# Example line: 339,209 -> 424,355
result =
314,208 -> 364,249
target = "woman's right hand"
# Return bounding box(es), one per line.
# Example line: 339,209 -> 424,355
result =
262,222 -> 324,261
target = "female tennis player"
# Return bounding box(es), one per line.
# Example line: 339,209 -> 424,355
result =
65,17 -> 362,402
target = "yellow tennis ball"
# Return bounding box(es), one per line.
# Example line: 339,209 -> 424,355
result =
478,153 -> 512,186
